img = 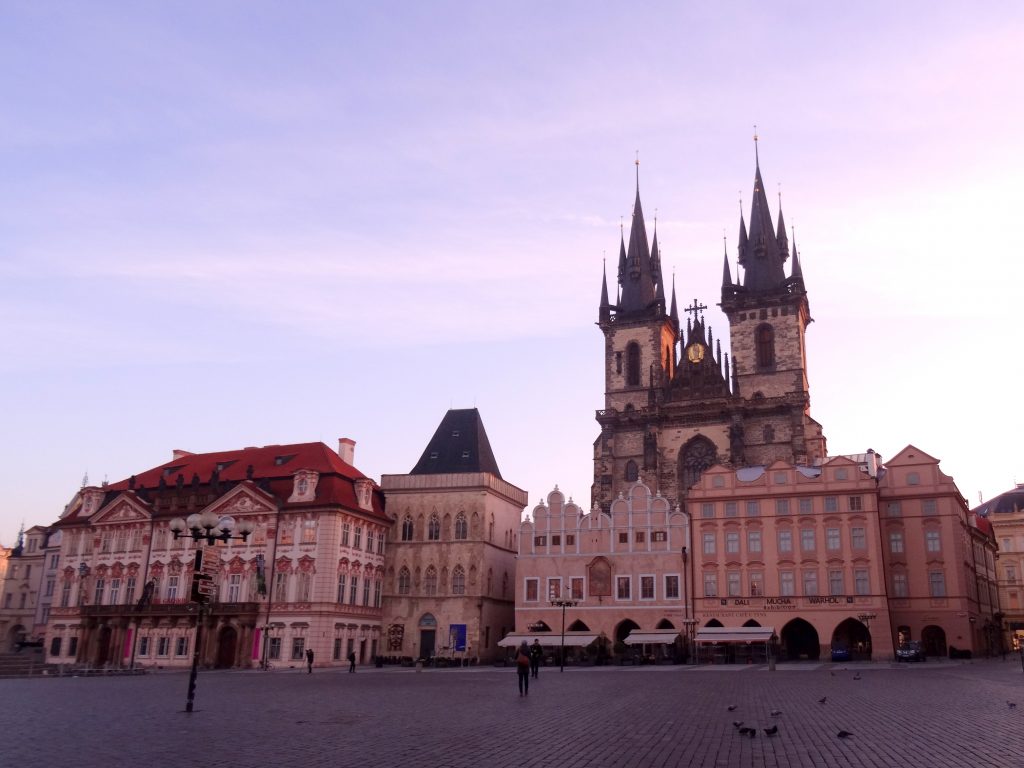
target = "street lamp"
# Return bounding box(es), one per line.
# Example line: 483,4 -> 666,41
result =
681,546 -> 693,664
550,588 -> 578,673
169,513 -> 255,545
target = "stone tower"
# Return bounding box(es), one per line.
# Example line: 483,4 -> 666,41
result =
593,152 -> 826,513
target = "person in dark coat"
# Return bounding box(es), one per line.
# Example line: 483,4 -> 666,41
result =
530,639 -> 543,679
348,650 -> 357,673
515,641 -> 531,696
306,648 -> 314,673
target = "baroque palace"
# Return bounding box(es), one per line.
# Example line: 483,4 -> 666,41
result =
0,146 -> 1011,668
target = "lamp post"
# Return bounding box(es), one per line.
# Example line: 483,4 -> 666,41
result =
550,589 -> 578,673
168,515 -> 253,714
681,546 -> 692,663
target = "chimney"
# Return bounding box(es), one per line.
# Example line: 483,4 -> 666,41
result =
338,438 -> 356,466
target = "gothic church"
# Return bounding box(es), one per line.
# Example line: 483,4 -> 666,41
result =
593,151 -> 827,512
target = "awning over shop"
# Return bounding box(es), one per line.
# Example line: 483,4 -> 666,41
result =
695,627 -> 775,643
497,632 -> 598,648
624,631 -> 680,644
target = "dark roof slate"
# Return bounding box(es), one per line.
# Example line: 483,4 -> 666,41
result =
410,408 -> 502,478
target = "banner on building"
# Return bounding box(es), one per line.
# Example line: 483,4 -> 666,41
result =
449,624 -> 467,652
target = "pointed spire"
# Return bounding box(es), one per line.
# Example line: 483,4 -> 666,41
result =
716,338 -> 722,366
721,234 -> 733,288
790,226 -> 804,284
740,136 -> 787,291
599,257 -> 611,322
708,325 -> 714,352
723,351 -> 730,384
670,272 -> 680,330
776,186 -> 789,262
616,222 -> 626,285
618,159 -> 658,315
653,226 -> 666,308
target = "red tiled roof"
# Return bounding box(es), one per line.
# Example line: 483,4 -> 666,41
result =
107,442 -> 368,491
58,442 -> 388,525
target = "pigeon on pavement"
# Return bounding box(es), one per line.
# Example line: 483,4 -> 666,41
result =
837,730 -> 853,739
818,696 -> 828,704
764,725 -> 778,736
727,704 -> 737,711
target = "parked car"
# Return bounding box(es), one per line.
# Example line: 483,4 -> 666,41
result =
830,646 -> 852,662
896,641 -> 926,662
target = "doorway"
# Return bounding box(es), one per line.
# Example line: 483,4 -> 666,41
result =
216,626 -> 238,668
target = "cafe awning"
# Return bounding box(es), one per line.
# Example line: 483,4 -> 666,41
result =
497,632 -> 598,648
624,631 -> 680,644
695,627 -> 775,643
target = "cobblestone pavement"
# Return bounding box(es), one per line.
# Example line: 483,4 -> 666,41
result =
2,658 -> 1023,768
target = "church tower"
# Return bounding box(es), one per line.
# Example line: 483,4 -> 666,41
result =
593,146 -> 827,513
719,142 -> 826,467
594,167 -> 679,510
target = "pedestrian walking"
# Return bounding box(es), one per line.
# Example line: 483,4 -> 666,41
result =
515,641 -> 531,696
306,648 -> 314,673
348,650 -> 357,673
530,638 -> 542,679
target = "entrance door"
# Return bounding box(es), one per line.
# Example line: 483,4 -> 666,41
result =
420,630 -> 435,660
96,626 -> 112,667
217,626 -> 238,668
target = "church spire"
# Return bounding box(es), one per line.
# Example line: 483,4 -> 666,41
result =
721,234 -> 733,288
670,272 -> 680,331
790,226 -> 805,285
738,133 -> 787,292
776,187 -> 789,262
617,160 -> 659,315
599,258 -> 611,322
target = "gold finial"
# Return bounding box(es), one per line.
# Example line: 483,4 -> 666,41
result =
635,149 -> 640,166
753,124 -> 760,165
778,182 -> 782,207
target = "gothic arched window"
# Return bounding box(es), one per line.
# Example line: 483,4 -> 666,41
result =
454,512 -> 468,540
678,436 -> 718,491
401,516 -> 414,541
424,566 -> 438,596
625,460 -> 639,482
398,567 -> 411,595
755,324 -> 775,369
763,425 -> 775,443
626,342 -> 641,386
452,566 -> 466,595
428,514 -> 440,541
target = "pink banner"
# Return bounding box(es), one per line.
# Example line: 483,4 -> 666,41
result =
123,628 -> 134,658
252,628 -> 262,659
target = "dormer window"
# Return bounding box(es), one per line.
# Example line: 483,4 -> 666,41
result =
274,454 -> 296,466
452,430 -> 460,438
288,471 -> 319,503
430,452 -> 439,459
461,450 -> 470,459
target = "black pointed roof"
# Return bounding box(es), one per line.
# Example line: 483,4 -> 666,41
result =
618,183 -> 659,314
739,161 -> 788,292
410,408 -> 502,478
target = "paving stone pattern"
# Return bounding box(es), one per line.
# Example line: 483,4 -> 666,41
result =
3,659 -> 1023,768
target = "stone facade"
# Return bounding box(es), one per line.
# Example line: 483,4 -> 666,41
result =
380,408 -> 527,664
